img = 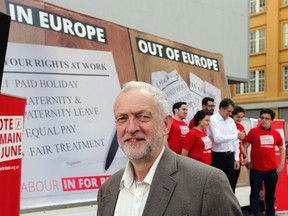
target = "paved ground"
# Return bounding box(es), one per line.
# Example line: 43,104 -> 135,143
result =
242,206 -> 263,216
242,206 -> 288,216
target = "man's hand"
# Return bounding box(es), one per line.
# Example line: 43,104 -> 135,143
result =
234,161 -> 240,170
242,157 -> 248,166
277,163 -> 284,174
237,132 -> 245,140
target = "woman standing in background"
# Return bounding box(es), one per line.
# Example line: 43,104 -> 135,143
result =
231,106 -> 247,189
182,110 -> 212,165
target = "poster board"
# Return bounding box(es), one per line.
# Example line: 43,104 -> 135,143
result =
0,0 -> 231,210
129,30 -> 228,120
0,0 -> 135,209
0,11 -> 10,85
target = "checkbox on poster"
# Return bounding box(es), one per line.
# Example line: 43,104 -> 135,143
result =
15,118 -> 22,130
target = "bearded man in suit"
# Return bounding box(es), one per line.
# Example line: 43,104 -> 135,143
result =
97,81 -> 242,216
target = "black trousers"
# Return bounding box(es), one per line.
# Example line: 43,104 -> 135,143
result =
211,151 -> 239,193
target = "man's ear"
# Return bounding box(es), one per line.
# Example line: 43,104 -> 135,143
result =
163,115 -> 172,136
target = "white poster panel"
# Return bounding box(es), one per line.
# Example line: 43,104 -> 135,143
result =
189,73 -> 205,98
152,71 -> 222,123
2,43 -> 127,209
204,81 -> 221,113
189,73 -> 221,114
152,70 -> 198,122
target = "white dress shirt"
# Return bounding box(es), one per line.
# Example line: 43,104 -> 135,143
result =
113,147 -> 165,216
206,112 -> 240,161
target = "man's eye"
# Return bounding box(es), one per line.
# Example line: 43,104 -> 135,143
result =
137,114 -> 151,122
116,117 -> 127,123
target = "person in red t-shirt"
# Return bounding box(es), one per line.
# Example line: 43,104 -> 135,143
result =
189,97 -> 215,129
243,109 -> 285,216
230,106 -> 247,191
168,102 -> 189,154
182,110 -> 212,165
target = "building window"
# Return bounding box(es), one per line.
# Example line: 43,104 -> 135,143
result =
258,70 -> 265,91
235,70 -> 265,94
245,109 -> 262,119
279,108 -> 288,143
284,66 -> 288,90
284,23 -> 288,48
250,29 -> 265,54
250,0 -> 266,15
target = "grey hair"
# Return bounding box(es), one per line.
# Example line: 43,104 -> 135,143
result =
114,81 -> 170,119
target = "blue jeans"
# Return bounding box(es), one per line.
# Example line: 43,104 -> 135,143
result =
249,169 -> 278,216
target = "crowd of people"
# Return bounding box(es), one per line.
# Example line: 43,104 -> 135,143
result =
97,81 -> 285,216
167,96 -> 285,216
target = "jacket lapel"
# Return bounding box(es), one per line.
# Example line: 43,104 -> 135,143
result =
99,174 -> 121,216
142,148 -> 178,215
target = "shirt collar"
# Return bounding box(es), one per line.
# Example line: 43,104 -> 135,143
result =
260,125 -> 271,131
216,111 -> 232,122
216,111 -> 224,121
119,146 -> 165,189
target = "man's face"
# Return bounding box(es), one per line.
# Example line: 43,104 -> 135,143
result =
219,104 -> 234,120
260,113 -> 272,128
203,101 -> 215,114
175,104 -> 188,120
114,88 -> 170,163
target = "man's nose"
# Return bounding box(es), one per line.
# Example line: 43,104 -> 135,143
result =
126,117 -> 140,132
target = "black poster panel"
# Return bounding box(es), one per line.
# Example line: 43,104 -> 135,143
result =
0,12 -> 11,91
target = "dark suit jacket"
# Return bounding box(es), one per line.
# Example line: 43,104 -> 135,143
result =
97,147 -> 242,216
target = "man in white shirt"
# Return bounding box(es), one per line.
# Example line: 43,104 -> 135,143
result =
97,81 -> 242,216
206,98 -> 245,193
